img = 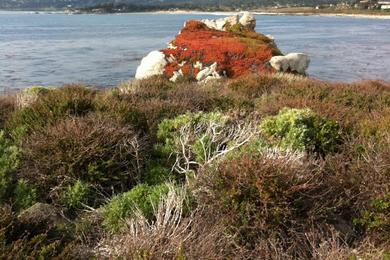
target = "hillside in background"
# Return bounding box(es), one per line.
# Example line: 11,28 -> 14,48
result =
0,0 -> 343,10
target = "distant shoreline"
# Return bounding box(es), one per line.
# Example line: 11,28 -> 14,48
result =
155,10 -> 390,20
1,9 -> 389,20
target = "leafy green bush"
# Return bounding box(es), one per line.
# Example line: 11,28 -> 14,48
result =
62,180 -> 91,211
13,180 -> 37,212
260,108 -> 342,155
143,163 -> 173,185
354,193 -> 390,241
0,131 -> 20,205
102,183 -> 170,233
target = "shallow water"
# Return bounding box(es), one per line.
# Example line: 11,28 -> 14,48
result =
0,12 -> 389,90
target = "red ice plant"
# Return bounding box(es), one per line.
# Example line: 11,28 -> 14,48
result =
161,20 -> 282,79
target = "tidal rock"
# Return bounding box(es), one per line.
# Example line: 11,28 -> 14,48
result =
269,53 -> 310,75
239,12 -> 256,31
269,56 -> 290,72
135,14 -> 309,82
135,50 -> 167,79
285,53 -> 310,75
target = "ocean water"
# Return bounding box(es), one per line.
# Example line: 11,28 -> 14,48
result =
0,11 -> 389,90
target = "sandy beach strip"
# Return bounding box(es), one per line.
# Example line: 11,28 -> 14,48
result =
155,10 -> 390,19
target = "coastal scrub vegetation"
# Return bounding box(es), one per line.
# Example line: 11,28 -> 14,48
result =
0,74 -> 390,258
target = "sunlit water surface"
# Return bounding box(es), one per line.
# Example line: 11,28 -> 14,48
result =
0,11 -> 389,90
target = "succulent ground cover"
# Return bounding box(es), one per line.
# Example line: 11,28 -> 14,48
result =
162,20 -> 281,79
0,74 -> 389,258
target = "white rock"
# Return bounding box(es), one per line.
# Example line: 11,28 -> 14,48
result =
167,54 -> 176,63
196,62 -> 221,83
202,15 -> 240,31
285,53 -> 310,75
224,15 -> 239,27
201,13 -> 256,31
203,72 -> 221,83
135,51 -> 167,79
169,70 -> 183,82
167,43 -> 177,49
239,12 -> 256,30
269,56 -> 290,72
216,18 -> 227,30
269,53 -> 310,75
193,61 -> 203,70
202,19 -> 218,30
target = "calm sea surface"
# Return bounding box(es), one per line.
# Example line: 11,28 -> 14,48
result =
0,11 -> 389,90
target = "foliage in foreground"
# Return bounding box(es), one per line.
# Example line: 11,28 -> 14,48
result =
260,107 -> 342,155
102,183 -> 171,232
0,75 -> 389,258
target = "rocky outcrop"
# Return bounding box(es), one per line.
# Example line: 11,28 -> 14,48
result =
239,12 -> 256,31
17,203 -> 63,226
269,53 -> 310,75
17,203 -> 65,234
195,62 -> 221,83
135,13 -> 310,83
135,50 -> 167,79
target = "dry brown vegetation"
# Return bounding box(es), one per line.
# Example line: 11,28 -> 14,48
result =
0,74 -> 389,259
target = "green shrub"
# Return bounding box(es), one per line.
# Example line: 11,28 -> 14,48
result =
24,86 -> 49,95
143,163 -> 173,185
62,180 -> 91,210
260,108 -> 342,155
354,193 -> 390,241
102,183 -> 170,232
0,131 -> 20,205
13,179 -> 37,212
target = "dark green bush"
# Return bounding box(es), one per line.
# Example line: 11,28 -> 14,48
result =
13,180 -> 37,212
354,193 -> 390,242
62,180 -> 91,211
19,114 -> 147,204
143,163 -> 173,185
0,131 -> 20,205
260,107 -> 342,155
